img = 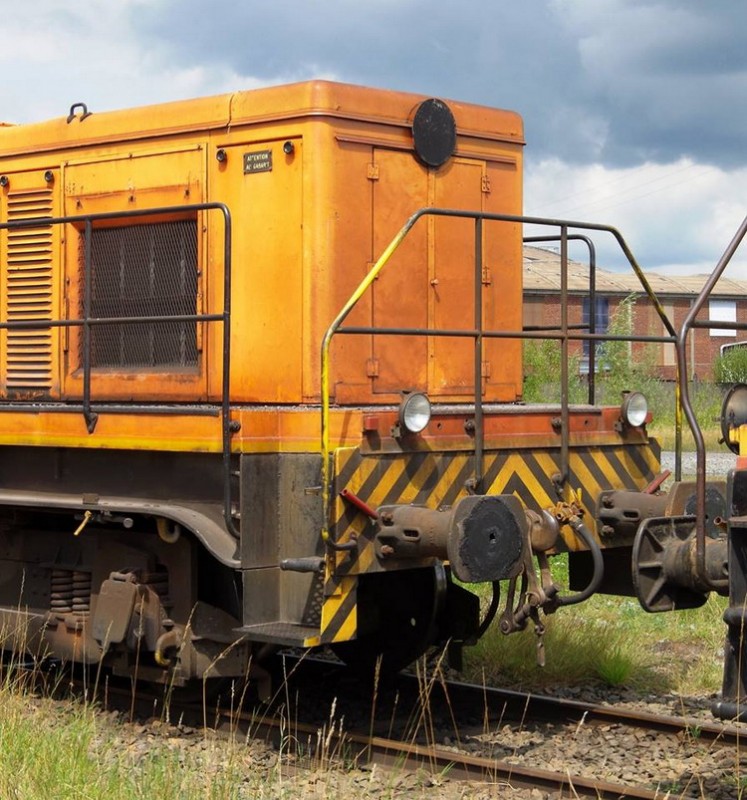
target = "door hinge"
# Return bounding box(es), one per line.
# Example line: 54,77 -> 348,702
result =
481,174 -> 491,193
367,163 -> 380,181
481,266 -> 492,286
482,361 -> 491,379
366,358 -> 380,378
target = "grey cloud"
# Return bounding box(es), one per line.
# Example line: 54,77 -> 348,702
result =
129,0 -> 747,169
555,0 -> 747,166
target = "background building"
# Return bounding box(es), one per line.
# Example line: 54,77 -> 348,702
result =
522,246 -> 747,381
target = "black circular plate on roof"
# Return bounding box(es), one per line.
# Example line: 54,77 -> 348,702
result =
412,98 -> 456,168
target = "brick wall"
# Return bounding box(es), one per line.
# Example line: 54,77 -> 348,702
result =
523,292 -> 747,381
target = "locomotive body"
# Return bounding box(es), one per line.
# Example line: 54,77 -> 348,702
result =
0,81 -> 707,694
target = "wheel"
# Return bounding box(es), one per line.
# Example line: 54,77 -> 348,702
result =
332,565 -> 447,677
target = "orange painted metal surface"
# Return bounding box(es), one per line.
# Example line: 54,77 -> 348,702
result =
0,80 -> 525,453
0,403 -> 639,456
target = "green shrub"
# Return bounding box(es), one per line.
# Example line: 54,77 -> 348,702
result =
520,295 -> 727,447
714,345 -> 747,384
523,339 -> 586,403
594,295 -> 660,402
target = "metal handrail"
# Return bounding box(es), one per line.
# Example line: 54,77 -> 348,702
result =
0,202 -> 237,535
523,232 -> 684,480
523,234 -> 598,403
677,213 -> 747,586
320,207 -> 678,549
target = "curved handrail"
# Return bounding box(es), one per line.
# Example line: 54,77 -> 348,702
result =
320,207 -> 677,549
677,214 -> 747,584
320,210 -> 423,548
0,203 -> 236,535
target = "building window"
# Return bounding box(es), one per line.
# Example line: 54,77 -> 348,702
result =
709,299 -> 736,337
581,295 -> 609,372
523,299 -> 544,330
81,220 -> 199,369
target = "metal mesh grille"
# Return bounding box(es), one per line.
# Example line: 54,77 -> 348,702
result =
82,220 -> 198,369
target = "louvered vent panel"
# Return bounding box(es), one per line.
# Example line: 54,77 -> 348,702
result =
4,189 -> 54,393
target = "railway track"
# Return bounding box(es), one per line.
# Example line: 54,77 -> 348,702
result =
401,671 -> 745,748
263,654 -> 746,799
232,707 -> 670,799
41,656 -> 747,799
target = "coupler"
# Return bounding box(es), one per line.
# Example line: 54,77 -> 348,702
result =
374,494 -> 527,583
632,516 -> 728,612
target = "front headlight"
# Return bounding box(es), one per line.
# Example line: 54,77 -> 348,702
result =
620,391 -> 648,428
399,392 -> 431,434
720,383 -> 747,454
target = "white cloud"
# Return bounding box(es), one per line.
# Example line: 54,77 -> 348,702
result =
0,0 -> 745,282
525,157 -> 747,279
0,0 -> 281,123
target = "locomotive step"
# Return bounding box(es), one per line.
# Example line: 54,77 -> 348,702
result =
235,622 -> 320,647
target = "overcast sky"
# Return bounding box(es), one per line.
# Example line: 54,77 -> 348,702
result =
3,0 -> 747,277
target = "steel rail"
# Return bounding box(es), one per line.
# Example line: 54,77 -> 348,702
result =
235,709 -> 666,800
53,663 -> 739,800
422,675 -> 745,748
292,655 -> 746,749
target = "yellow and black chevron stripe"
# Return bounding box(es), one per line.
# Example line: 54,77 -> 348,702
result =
330,440 -> 661,576
317,439 -> 660,642
318,570 -> 357,644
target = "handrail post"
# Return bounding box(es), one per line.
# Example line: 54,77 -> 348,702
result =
474,216 -> 484,492
82,220 -> 97,433
587,239 -> 597,405
559,225 -> 570,486
219,205 -> 239,538
677,213 -> 747,585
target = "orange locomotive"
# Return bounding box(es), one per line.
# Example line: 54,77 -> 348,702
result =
1,80 -> 733,705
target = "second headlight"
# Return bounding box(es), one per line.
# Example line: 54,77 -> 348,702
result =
399,392 -> 431,434
621,391 -> 648,428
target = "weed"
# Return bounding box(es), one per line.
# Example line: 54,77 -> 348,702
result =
685,723 -> 702,740
462,558 -> 726,697
523,338 -> 586,404
596,295 -> 657,399
714,346 -> 747,385
593,643 -> 635,687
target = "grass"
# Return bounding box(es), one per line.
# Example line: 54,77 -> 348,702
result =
649,423 -> 722,452
0,581 -> 732,800
0,672 -> 464,800
461,556 -> 727,698
0,683 -> 262,799
0,646 -> 455,800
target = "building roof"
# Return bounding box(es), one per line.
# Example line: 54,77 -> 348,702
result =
523,245 -> 747,298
